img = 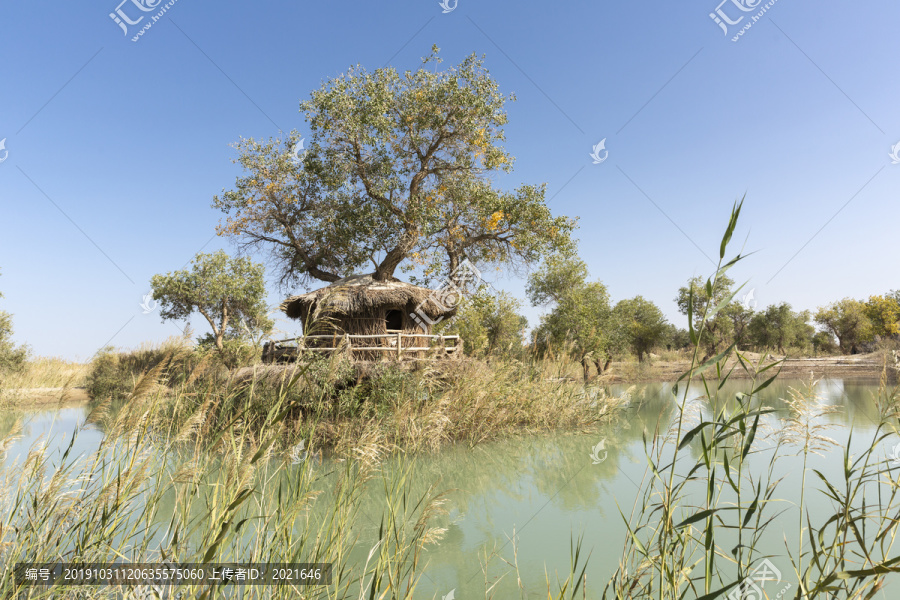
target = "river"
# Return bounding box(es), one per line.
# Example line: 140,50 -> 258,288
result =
2,378 -> 898,598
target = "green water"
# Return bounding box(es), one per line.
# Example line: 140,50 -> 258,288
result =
2,379 -> 899,599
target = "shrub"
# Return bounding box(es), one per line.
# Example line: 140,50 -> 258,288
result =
85,338 -> 196,405
0,309 -> 28,378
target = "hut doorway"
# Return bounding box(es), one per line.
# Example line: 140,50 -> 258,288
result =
385,309 -> 404,331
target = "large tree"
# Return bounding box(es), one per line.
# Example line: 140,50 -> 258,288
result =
746,302 -> 814,354
436,287 -> 527,358
675,275 -> 740,357
150,251 -> 273,352
814,298 -> 873,354
865,295 -> 900,338
213,47 -> 575,288
612,296 -> 668,362
528,254 -> 614,380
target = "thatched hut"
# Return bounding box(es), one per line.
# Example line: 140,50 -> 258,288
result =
264,274 -> 461,361
280,274 -> 457,335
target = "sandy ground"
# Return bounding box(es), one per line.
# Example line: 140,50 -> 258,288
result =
0,387 -> 89,408
603,352 -> 893,384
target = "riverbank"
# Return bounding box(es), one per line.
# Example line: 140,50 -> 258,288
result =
602,351 -> 894,383
0,386 -> 89,408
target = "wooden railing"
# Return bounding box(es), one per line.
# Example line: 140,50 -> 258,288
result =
262,333 -> 462,363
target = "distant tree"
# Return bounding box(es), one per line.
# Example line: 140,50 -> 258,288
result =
746,303 -> 814,354
812,330 -> 838,355
613,296 -> 668,362
0,271 -> 28,375
213,47 -> 575,289
528,253 -> 613,380
728,304 -> 755,349
814,298 -> 873,354
437,288 -> 527,358
864,295 -> 900,338
664,324 -> 691,351
150,251 -> 273,353
675,275 -> 738,357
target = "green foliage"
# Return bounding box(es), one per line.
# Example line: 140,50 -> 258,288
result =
85,341 -> 200,405
213,47 -> 575,287
612,296 -> 668,361
865,294 -> 900,337
746,302 -> 814,354
607,199 -> 900,598
664,324 -> 691,350
527,253 -> 614,366
436,287 -> 527,358
195,334 -> 262,369
150,250 -> 272,353
815,298 -> 874,354
674,274 -> 740,356
0,272 -> 28,377
85,348 -> 139,405
0,311 -> 27,376
812,330 -> 838,355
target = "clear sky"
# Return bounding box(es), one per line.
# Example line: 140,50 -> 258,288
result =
1,0 -> 898,360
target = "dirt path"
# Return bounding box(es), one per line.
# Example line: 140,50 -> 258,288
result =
603,352 -> 893,384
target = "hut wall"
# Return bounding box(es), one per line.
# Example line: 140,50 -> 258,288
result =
299,303 -> 443,359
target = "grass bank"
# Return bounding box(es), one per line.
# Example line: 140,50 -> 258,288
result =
0,357 -> 90,409
82,338 -> 622,457
1,344 -> 615,599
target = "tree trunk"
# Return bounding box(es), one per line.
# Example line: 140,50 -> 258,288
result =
374,231 -> 418,281
217,301 -> 229,353
594,354 -> 610,376
581,352 -> 594,383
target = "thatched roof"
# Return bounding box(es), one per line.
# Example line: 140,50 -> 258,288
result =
280,274 -> 458,320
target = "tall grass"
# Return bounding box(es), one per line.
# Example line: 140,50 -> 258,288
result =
602,200 -> 900,598
1,339 -> 623,599
83,342 -> 620,457
0,365 -> 452,599
2,357 -> 89,389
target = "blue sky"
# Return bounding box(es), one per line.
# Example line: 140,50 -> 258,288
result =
1,0 -> 898,360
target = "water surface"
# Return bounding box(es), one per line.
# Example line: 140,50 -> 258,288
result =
2,378 -> 898,598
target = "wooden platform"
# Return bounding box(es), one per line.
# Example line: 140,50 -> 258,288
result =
262,333 -> 462,363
